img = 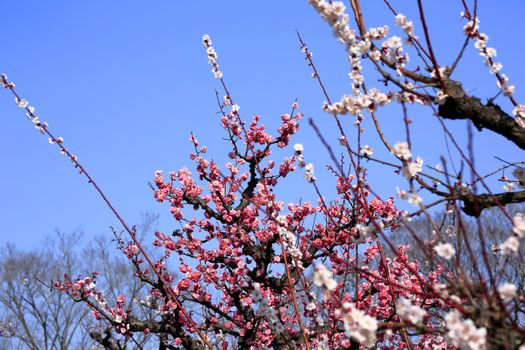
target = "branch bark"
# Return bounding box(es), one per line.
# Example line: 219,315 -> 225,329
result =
439,79 -> 525,150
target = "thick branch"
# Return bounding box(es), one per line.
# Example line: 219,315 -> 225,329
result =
461,190 -> 525,217
438,79 -> 525,150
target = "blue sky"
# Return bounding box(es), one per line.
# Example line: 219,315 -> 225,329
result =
1,1 -> 524,249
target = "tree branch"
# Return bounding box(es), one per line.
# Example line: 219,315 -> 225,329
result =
461,190 -> 525,217
439,79 -> 525,150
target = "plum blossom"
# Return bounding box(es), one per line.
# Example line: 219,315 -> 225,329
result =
396,297 -> 427,325
462,14 -> 517,99
304,163 -> 316,182
17,97 -> 28,108
445,310 -> 487,350
293,143 -> 304,153
513,213 -> 525,237
504,181 -> 516,192
513,105 -> 525,128
434,242 -> 455,260
394,14 -> 416,39
392,141 -> 411,160
498,236 -> 520,255
313,263 -> 337,291
355,222 -> 382,240
402,157 -> 423,178
342,302 -> 378,348
407,192 -> 422,206
435,90 -> 449,104
498,282 -> 518,300
202,34 -> 223,79
360,145 -> 373,156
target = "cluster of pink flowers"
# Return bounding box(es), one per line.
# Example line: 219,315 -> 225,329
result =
4,2 -> 525,347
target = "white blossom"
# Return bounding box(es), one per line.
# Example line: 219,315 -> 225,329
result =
396,297 -> 427,325
498,282 -> 518,300
394,14 -> 416,38
407,192 -> 422,206
504,181 -> 516,192
402,157 -> 423,178
435,90 -> 449,104
513,105 -> 525,128
396,187 -> 409,200
445,310 -> 487,350
293,143 -> 304,153
392,141 -> 411,160
342,302 -> 378,348
434,242 -> 455,260
360,145 -> 373,156
513,213 -> 525,237
17,98 -> 28,108
498,236 -> 520,255
304,163 -> 316,182
313,263 -> 337,291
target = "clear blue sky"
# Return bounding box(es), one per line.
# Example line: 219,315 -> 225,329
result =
1,1 -> 524,249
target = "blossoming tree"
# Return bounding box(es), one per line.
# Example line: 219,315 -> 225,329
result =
2,0 -> 525,349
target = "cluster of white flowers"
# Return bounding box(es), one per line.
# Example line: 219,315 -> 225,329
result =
461,13 -> 524,128
402,156 -> 423,179
407,192 -> 422,206
1,75 -> 51,135
394,14 -> 417,42
0,320 -> 15,338
382,35 -> 409,75
310,1 -> 405,106
252,283 -> 284,333
396,187 -> 422,206
513,213 -> 525,236
365,26 -> 389,41
513,105 -> 525,128
304,163 -> 316,182
497,282 -> 518,301
348,52 -> 365,95
434,242 -> 456,260
312,263 -> 337,291
435,90 -> 449,105
444,310 -> 487,350
276,215 -> 304,270
293,143 -> 316,182
294,143 -> 305,165
355,221 -> 383,241
93,290 -> 107,310
394,84 -> 429,105
360,145 -> 373,156
323,89 -> 391,116
392,141 -> 411,160
308,1 -> 355,49
202,34 -> 223,79
342,302 -> 378,348
504,181 -> 516,192
497,213 -> 525,255
294,142 -> 305,167
393,141 -> 424,180
17,97 -> 28,108
396,187 -> 408,199
498,236 -> 520,255
396,297 -> 427,325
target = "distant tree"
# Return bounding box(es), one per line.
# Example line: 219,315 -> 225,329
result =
0,214 -> 159,349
